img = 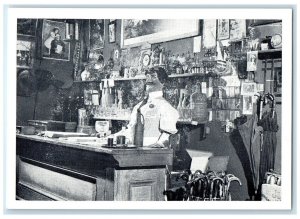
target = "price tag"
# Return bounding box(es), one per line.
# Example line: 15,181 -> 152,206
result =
191,121 -> 198,125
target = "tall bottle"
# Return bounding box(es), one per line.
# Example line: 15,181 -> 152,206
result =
134,98 -> 147,147
134,109 -> 144,147
190,82 -> 208,123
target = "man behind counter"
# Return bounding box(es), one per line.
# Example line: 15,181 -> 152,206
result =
110,67 -> 179,148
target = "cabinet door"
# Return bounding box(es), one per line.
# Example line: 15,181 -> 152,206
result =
114,168 -> 166,201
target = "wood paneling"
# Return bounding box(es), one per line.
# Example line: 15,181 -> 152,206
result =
16,136 -> 172,201
19,158 -> 97,201
114,168 -> 165,201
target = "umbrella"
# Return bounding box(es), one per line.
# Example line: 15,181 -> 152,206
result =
238,114 -> 263,195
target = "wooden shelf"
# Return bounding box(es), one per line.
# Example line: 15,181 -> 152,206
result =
258,48 -> 282,54
75,72 -> 218,82
258,49 -> 282,59
93,116 -> 130,121
177,120 -> 203,125
169,72 -> 217,78
17,34 -> 35,41
93,116 -> 202,126
231,49 -> 281,55
109,76 -> 146,81
17,65 -> 32,69
74,80 -> 101,83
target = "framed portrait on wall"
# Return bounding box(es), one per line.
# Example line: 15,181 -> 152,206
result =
246,51 -> 258,71
108,21 -> 116,43
203,19 -> 217,49
121,19 -> 200,48
89,19 -> 105,49
17,19 -> 37,37
229,19 -> 246,40
42,19 -> 70,61
240,82 -> 257,96
218,19 -> 230,40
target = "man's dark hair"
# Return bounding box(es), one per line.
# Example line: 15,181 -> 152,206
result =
145,67 -> 169,84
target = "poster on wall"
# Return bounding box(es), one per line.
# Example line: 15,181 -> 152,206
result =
203,19 -> 217,48
242,95 -> 254,115
17,19 -> 37,36
121,19 -> 199,48
108,21 -> 116,43
218,19 -> 230,40
42,19 -> 70,61
247,51 -> 258,71
229,19 -> 246,40
241,82 -> 257,96
89,19 -> 105,50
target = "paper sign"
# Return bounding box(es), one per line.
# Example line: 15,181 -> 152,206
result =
247,51 -> 258,71
193,36 -> 202,53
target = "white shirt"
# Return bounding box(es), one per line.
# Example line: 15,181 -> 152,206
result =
125,91 -> 179,146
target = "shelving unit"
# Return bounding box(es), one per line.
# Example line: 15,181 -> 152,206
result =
169,73 -> 205,78
93,116 -> 201,126
169,72 -> 218,78
74,75 -> 146,83
74,80 -> 101,83
112,75 -> 146,81
93,116 -> 130,121
230,49 -> 282,59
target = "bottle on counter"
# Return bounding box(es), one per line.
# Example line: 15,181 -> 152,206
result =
134,98 -> 147,147
134,108 -> 144,147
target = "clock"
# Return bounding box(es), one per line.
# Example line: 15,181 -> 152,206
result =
271,34 -> 282,49
142,54 -> 151,67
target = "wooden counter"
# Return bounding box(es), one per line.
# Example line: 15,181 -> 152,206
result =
16,134 -> 173,201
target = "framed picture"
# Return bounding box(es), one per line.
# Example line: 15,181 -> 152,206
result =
247,51 -> 258,71
274,66 -> 282,104
203,19 -> 217,49
17,40 -> 34,67
248,19 -> 282,27
229,19 -> 246,40
240,82 -> 257,96
218,19 -> 230,40
90,19 -> 105,49
121,19 -> 200,48
42,19 -> 70,61
108,21 -> 116,43
17,19 -> 37,36
242,95 -> 254,115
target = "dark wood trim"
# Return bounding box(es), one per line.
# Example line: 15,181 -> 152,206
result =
19,156 -> 97,184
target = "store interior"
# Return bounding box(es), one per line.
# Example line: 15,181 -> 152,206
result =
16,19 -> 282,201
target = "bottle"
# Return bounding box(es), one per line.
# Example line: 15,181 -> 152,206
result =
190,83 -> 208,123
134,109 -> 144,147
134,98 -> 147,147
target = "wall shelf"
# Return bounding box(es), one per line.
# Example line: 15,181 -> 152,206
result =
177,120 -> 204,126
17,66 -> 32,69
258,49 -> 282,59
169,72 -> 218,78
93,116 -> 130,121
93,116 -> 202,126
230,49 -> 282,59
74,80 -> 102,83
109,76 -> 146,81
